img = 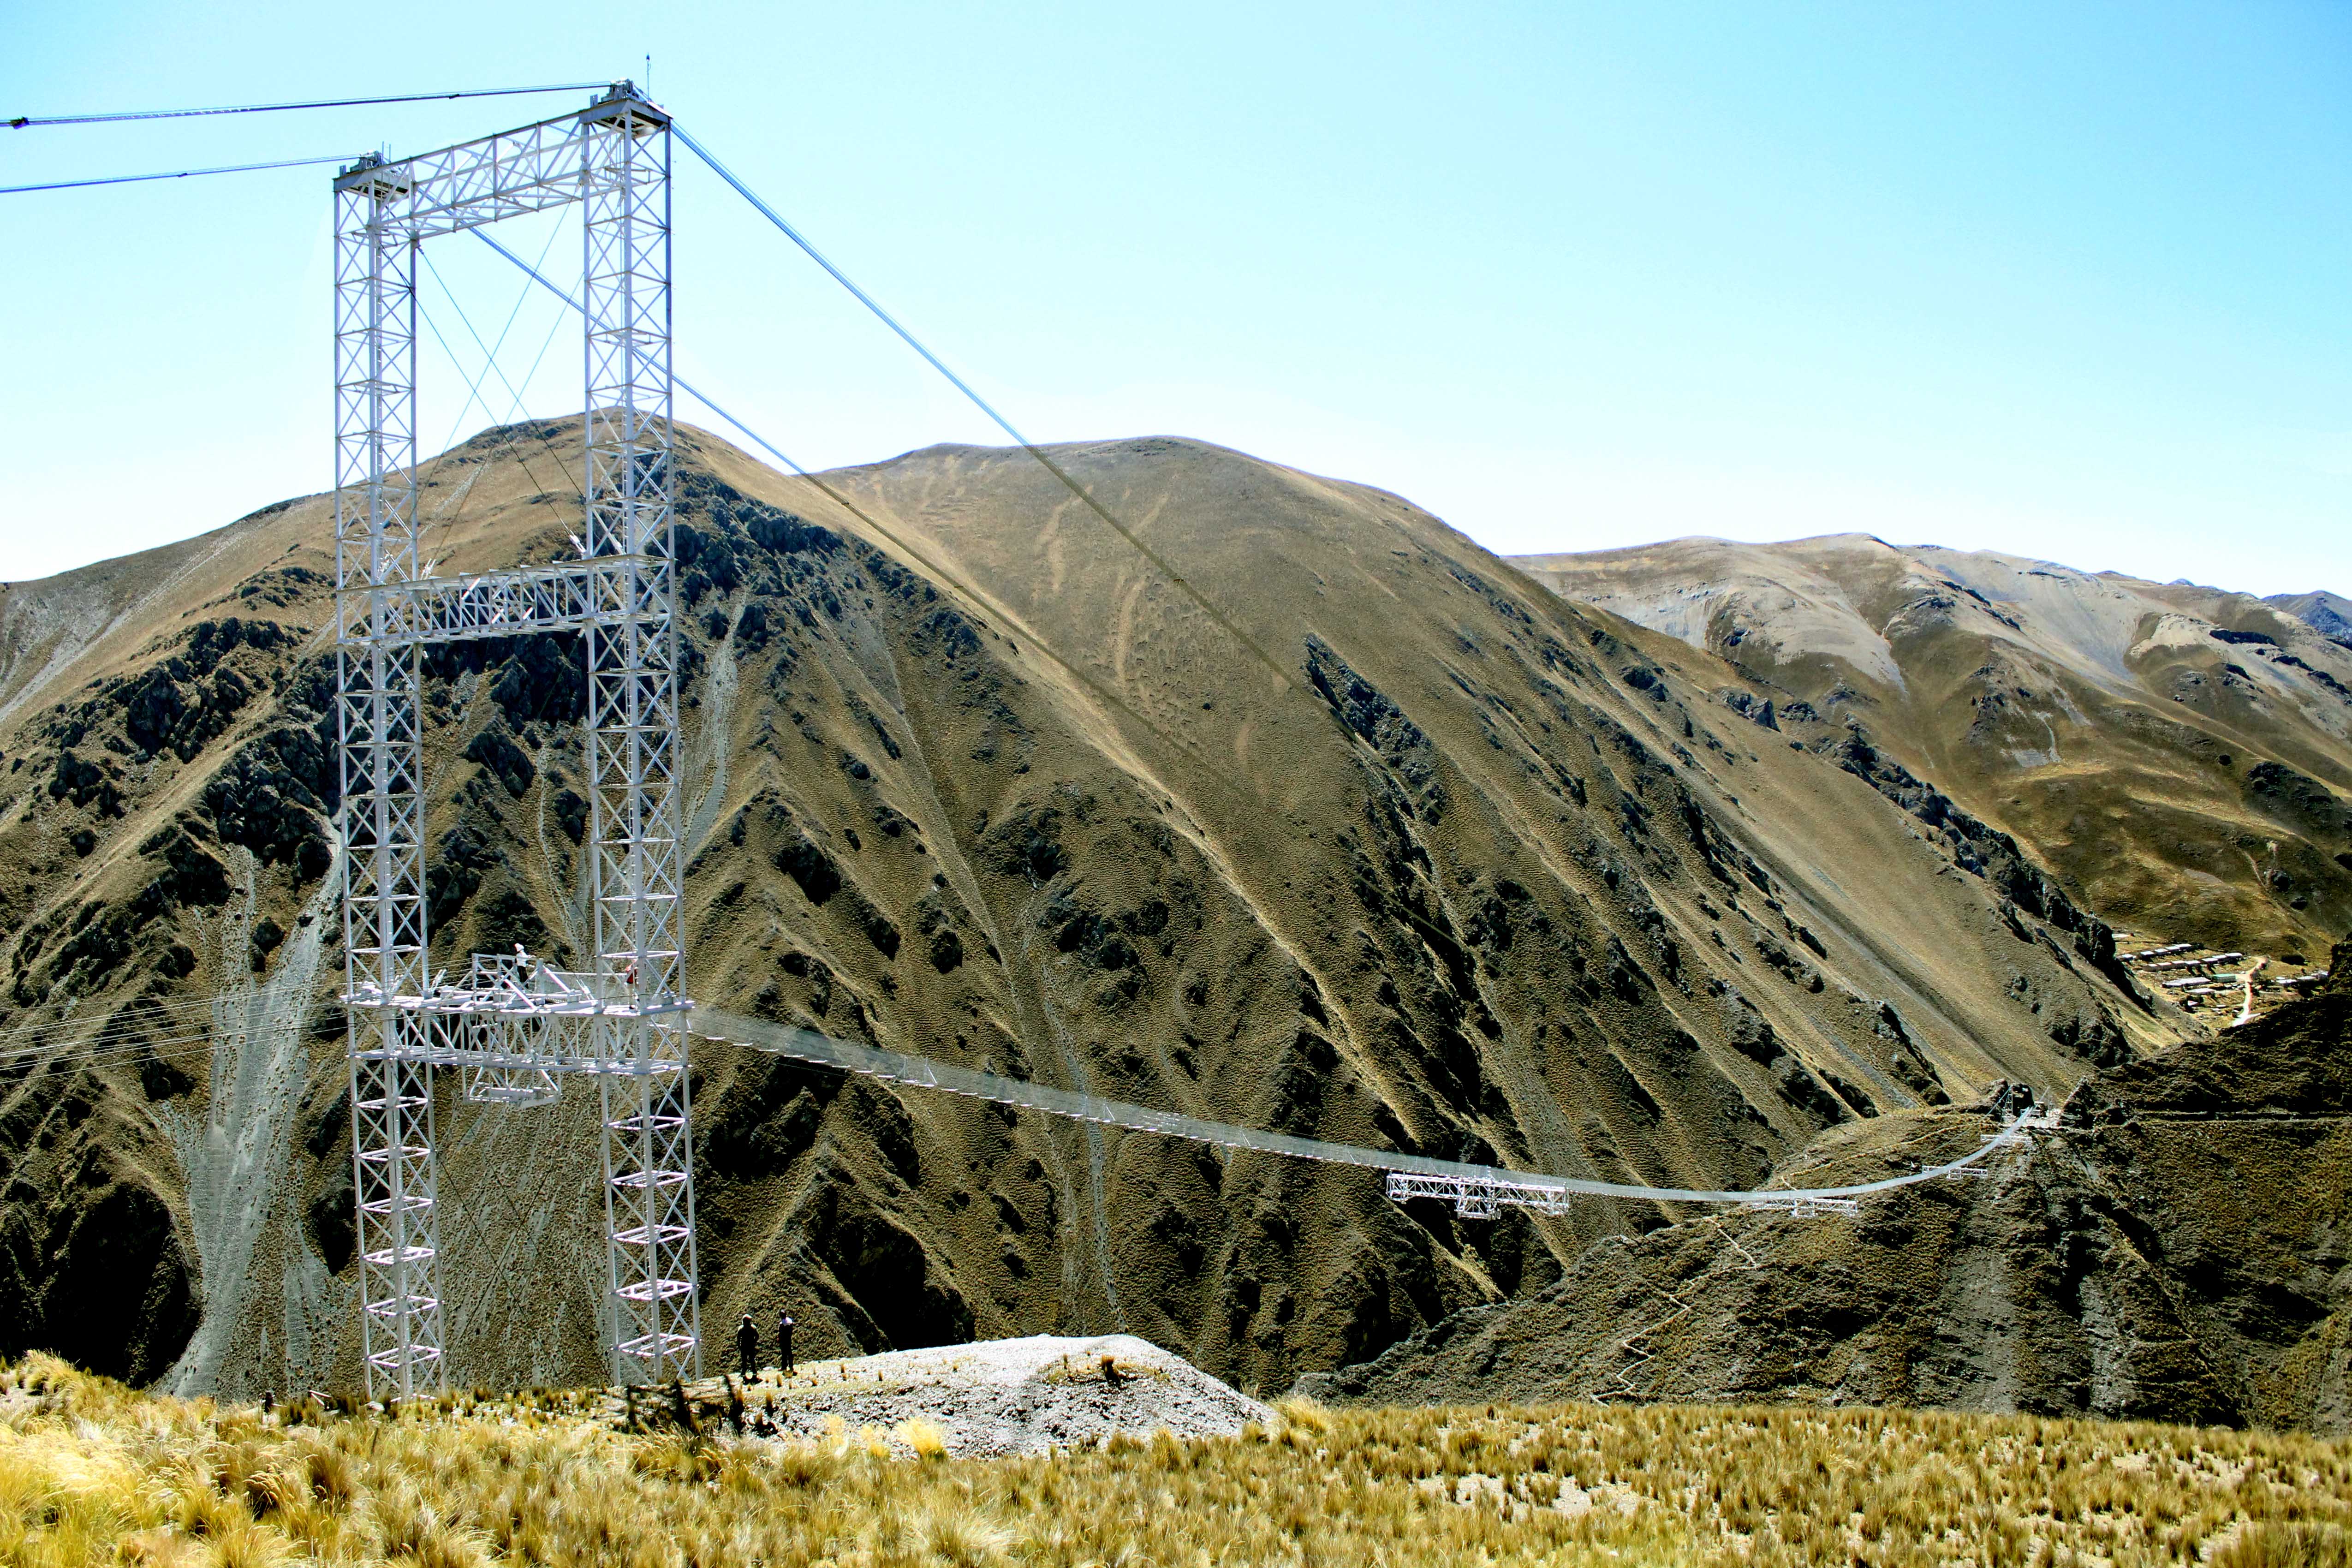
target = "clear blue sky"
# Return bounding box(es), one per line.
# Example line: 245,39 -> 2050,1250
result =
4,2 -> 2347,596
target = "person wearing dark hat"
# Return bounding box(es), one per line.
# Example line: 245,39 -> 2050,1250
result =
776,1310 -> 795,1377
735,1313 -> 759,1378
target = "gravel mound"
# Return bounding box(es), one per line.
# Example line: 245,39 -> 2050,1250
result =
696,1334 -> 1274,1457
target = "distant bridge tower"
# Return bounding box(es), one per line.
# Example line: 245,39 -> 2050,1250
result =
332,83 -> 697,1397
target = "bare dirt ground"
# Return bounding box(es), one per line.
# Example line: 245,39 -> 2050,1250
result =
616,1333 -> 1273,1457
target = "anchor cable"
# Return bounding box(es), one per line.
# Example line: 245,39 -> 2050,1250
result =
472,227 -> 1252,786
7,82 -> 612,130
0,153 -> 355,195
672,123 -> 1306,699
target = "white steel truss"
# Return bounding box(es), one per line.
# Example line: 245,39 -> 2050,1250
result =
333,83 -> 698,1399
1383,1171 -> 1864,1220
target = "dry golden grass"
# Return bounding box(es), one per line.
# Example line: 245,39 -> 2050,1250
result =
4,1354 -> 2348,1566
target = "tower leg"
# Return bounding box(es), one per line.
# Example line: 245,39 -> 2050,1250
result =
582,92 -> 696,1383
600,1027 -> 698,1383
351,1018 -> 444,1397
334,153 -> 439,1400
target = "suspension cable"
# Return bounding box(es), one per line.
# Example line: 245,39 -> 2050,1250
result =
0,986 -> 308,1044
712,1008 -> 2039,1210
0,97 -> 2043,1222
7,82 -> 612,130
473,227 -> 1244,778
0,153 -> 355,195
671,123 -> 1306,699
0,981 -> 2034,1213
0,982 -> 332,1040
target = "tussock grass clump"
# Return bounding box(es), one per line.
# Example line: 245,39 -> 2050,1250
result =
898,1418 -> 949,1461
2,1353 -> 2347,1565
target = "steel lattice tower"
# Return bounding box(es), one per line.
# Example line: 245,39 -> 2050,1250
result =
332,83 -> 698,1398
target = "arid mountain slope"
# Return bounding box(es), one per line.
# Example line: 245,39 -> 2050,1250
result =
0,428 -> 2171,1399
2270,589 -> 2352,643
1301,935 -> 2352,1435
1513,537 -> 2352,958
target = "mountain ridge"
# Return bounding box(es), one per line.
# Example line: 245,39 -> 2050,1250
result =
0,428 -> 2181,1404
1512,533 -> 2352,959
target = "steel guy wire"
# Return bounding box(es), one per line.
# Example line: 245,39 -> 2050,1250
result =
6,83 -> 613,130
0,981 -> 336,1036
418,258 -> 581,501
0,989 -> 340,1070
409,318 -> 541,546
0,991 -> 302,1045
472,227 -> 1261,788
0,982 -> 339,1048
414,296 -> 574,516
0,154 -> 357,195
505,284 -> 578,438
472,229 -> 811,480
407,223 -> 581,560
0,1008 -> 239,1053
0,1024 -> 213,1064
418,246 -> 585,501
0,1005 -> 323,1061
0,1025 -> 295,1076
670,123 -> 1308,702
32,93 -> 1385,711
422,215 -> 572,476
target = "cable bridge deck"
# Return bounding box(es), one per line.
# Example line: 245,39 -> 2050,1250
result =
694,1008 -> 2052,1226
